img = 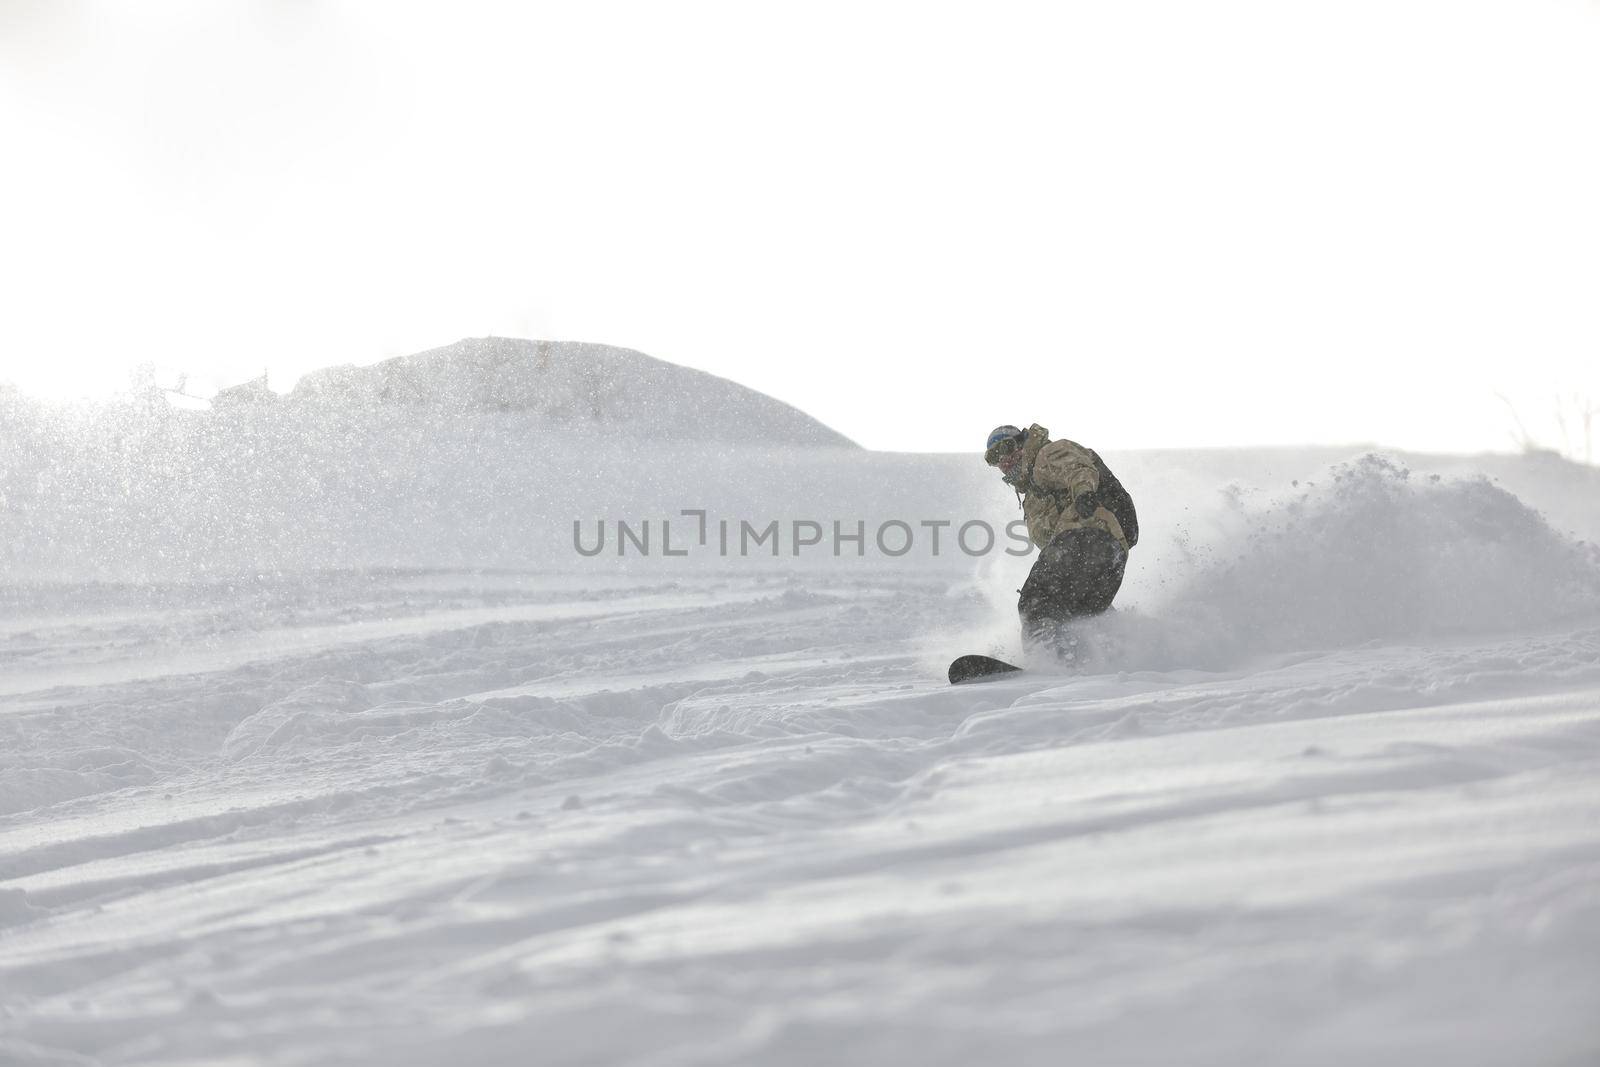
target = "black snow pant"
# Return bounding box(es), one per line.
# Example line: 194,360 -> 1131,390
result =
1018,528 -> 1127,646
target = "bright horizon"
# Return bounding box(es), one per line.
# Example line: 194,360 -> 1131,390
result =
2,1 -> 1598,456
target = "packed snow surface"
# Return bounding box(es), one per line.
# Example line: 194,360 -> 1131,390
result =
3,394 -> 1599,1064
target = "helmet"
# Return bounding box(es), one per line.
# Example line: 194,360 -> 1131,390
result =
984,424 -> 1025,466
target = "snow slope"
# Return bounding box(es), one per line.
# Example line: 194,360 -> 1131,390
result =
2,379 -> 1600,1064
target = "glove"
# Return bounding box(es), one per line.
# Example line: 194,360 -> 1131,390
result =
1072,490 -> 1099,520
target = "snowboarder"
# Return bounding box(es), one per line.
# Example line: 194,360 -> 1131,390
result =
984,423 -> 1139,653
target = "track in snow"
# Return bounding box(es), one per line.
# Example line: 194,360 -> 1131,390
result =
2,569 -> 1598,1066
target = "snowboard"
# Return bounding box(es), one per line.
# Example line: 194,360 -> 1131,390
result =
948,654 -> 1025,685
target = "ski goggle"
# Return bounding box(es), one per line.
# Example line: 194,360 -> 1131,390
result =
984,436 -> 1023,466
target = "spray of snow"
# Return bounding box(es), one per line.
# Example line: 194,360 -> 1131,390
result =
1053,454 -> 1600,672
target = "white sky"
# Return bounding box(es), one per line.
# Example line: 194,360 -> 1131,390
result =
2,0 -> 1598,454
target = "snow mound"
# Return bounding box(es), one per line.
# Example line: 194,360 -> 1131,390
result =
1,339 -> 870,579
1074,455 -> 1600,671
275,336 -> 857,446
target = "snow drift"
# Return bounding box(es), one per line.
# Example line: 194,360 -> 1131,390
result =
1031,454 -> 1600,673
1,338 -> 861,578
266,336 -> 858,448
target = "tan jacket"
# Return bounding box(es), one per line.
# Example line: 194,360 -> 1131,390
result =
1014,424 -> 1130,551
